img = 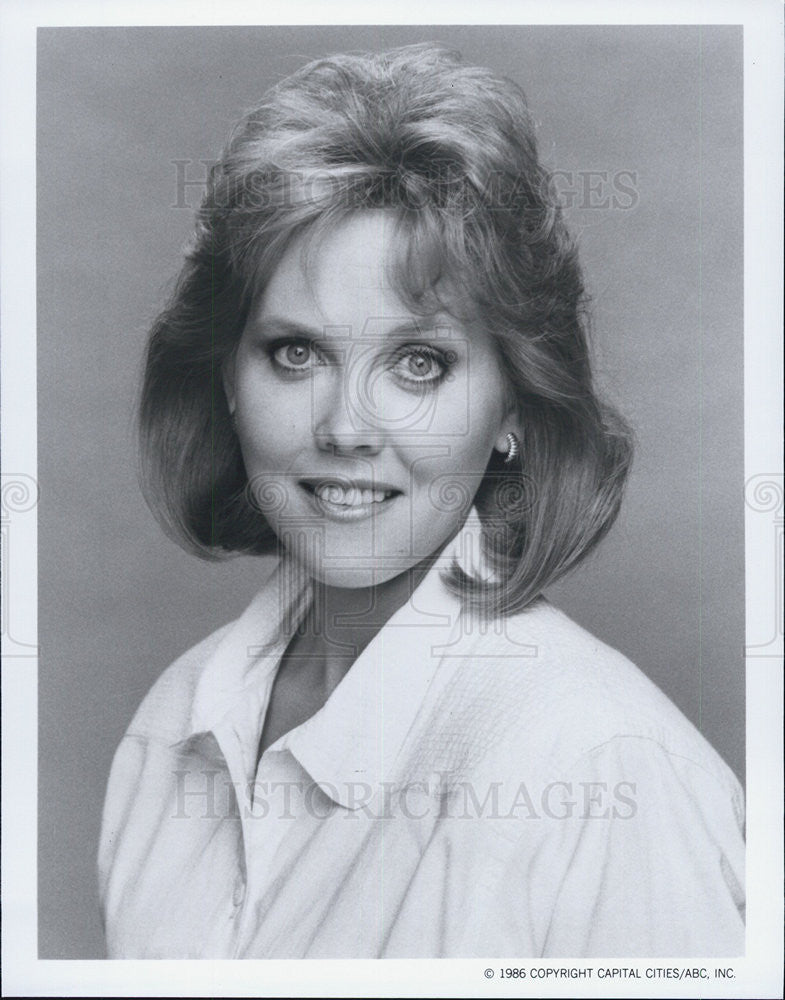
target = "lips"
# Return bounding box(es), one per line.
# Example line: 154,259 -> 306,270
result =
299,478 -> 401,506
298,477 -> 402,517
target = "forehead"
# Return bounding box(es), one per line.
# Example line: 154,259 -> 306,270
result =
263,212 -> 400,317
256,211 -> 476,335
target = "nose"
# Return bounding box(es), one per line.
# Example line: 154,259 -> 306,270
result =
312,361 -> 385,456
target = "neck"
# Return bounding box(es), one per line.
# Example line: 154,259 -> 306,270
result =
316,559 -> 431,628
299,532 -> 457,658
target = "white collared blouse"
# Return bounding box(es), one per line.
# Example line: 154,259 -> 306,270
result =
99,510 -> 745,958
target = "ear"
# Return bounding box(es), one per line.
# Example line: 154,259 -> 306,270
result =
222,353 -> 237,416
494,408 -> 522,456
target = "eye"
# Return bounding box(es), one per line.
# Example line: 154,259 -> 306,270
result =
269,339 -> 318,373
390,345 -> 453,386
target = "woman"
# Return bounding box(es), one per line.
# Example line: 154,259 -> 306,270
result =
99,43 -> 745,958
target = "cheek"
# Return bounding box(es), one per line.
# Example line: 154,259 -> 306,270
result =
405,381 -> 503,503
235,374 -> 310,462
425,374 -> 505,460
407,424 -> 498,517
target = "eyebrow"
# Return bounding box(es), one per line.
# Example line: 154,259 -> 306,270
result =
254,315 -> 457,342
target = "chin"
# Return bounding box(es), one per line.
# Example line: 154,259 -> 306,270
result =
297,559 -> 415,590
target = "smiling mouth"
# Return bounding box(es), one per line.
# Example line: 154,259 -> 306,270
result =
299,480 -> 401,508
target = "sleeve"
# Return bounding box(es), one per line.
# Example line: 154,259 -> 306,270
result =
504,735 -> 745,957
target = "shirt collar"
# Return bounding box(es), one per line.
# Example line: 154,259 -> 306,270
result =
182,507 -> 490,809
187,554 -> 311,738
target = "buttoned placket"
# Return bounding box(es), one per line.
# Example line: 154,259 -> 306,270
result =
218,731 -> 342,956
200,619 -> 327,956
199,638 -> 294,950
199,718 -> 251,940
181,568 -> 309,951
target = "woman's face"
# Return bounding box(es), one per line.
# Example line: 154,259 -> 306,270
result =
225,211 -> 516,587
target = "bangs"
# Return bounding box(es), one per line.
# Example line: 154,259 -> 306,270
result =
226,167 -> 486,331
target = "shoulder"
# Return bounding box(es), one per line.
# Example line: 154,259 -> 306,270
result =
437,598 -> 740,796
123,618 -> 237,745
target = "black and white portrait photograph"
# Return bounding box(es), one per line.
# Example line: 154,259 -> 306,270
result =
1,1 -> 782,996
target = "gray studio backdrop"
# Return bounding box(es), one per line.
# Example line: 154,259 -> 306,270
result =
37,25 -> 743,958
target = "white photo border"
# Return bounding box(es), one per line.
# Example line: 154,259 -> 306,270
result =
1,0 -> 782,996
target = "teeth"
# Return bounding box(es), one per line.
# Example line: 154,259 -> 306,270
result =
314,484 -> 392,506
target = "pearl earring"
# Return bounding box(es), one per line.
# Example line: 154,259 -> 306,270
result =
503,431 -> 520,464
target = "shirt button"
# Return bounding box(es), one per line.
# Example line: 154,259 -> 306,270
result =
232,878 -> 245,907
